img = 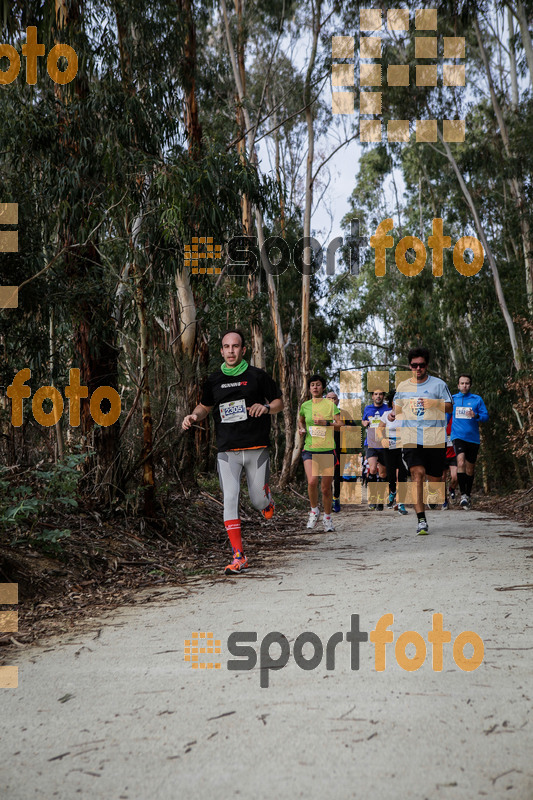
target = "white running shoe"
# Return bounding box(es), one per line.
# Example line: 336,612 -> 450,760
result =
306,510 -> 319,529
323,515 -> 335,532
460,494 -> 471,510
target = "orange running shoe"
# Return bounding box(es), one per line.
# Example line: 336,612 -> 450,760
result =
224,551 -> 249,575
261,499 -> 275,520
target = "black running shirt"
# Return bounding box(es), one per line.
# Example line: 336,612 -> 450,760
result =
201,365 -> 282,452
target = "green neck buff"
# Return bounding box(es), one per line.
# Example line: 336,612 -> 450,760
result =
221,359 -> 248,376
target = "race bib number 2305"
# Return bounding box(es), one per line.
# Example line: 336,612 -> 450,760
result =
220,399 -> 248,423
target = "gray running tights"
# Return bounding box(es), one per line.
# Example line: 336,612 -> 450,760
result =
217,448 -> 271,521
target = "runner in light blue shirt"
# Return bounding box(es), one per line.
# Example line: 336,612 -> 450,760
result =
394,347 -> 453,535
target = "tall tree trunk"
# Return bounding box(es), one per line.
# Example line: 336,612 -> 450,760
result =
508,8 -> 519,109
173,270 -> 197,360
179,0 -> 203,157
174,0 -> 201,365
439,134 -> 522,371
474,16 -> 533,315
514,0 -> 533,88
53,0 -> 121,502
172,0 -> 213,473
289,0 -> 322,480
255,208 -> 295,486
49,307 -> 64,462
233,0 -> 264,368
274,103 -> 286,238
221,0 -> 292,480
130,250 -> 155,517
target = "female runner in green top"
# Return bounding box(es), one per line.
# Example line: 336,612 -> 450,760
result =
298,374 -> 342,531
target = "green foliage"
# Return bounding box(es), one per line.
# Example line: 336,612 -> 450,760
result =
1,0 -> 530,513
0,453 -> 86,552
328,1 -> 533,487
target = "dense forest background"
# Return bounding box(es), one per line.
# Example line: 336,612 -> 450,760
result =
1,0 -> 532,552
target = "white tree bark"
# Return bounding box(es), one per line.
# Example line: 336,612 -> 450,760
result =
508,7 -> 519,108
221,0 -> 296,482
516,0 -> 533,87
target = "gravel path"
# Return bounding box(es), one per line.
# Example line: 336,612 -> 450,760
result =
2,504 -> 532,799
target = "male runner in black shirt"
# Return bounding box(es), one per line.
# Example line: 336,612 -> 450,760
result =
182,330 -> 283,575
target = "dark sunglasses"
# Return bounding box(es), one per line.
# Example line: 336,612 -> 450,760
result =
410,362 -> 426,369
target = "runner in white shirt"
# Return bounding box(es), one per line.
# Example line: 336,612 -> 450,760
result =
377,394 -> 408,515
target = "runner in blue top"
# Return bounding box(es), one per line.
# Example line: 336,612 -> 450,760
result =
362,390 -> 390,511
451,374 -> 489,510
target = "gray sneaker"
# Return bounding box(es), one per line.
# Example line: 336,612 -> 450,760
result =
460,494 -> 471,510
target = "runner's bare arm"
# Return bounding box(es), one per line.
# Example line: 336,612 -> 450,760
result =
182,403 -> 213,430
421,399 -> 452,414
268,398 -> 283,414
247,397 -> 283,417
298,414 -> 306,436
377,420 -> 390,448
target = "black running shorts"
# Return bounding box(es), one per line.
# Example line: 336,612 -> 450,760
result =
452,438 -> 480,464
366,447 -> 386,466
302,449 -> 337,464
402,445 -> 447,478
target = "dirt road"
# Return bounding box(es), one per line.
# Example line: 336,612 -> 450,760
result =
2,505 -> 532,799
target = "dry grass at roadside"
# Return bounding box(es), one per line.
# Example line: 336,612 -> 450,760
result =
0,480 -> 311,651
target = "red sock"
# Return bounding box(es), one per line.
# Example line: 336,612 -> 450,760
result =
224,519 -> 243,553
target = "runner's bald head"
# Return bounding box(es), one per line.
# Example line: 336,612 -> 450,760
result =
221,330 -> 246,366
222,328 -> 245,348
